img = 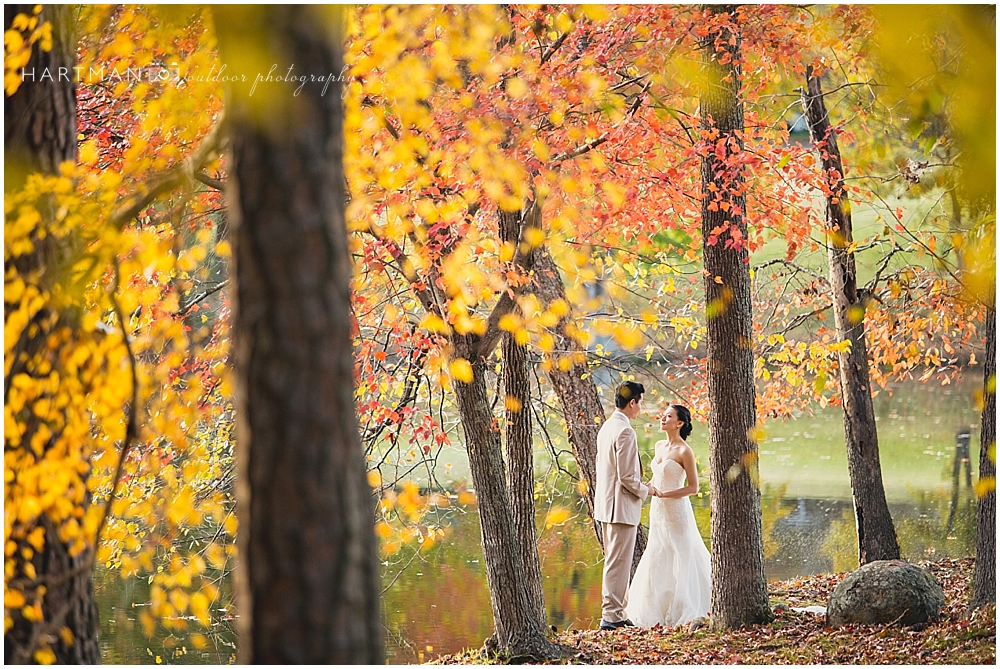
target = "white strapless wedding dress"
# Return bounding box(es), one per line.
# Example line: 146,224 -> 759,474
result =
625,446 -> 711,627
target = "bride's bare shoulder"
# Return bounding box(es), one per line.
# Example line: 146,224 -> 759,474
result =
680,442 -> 697,461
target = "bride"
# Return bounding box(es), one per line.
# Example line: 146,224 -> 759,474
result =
625,404 -> 711,627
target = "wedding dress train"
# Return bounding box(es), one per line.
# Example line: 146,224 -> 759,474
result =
625,444 -> 711,627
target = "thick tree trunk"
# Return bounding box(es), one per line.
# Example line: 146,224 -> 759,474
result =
216,6 -> 383,663
452,355 -> 560,658
499,209 -> 547,628
532,250 -> 648,576
4,5 -> 102,664
802,68 -> 901,564
4,5 -> 77,191
971,306 -> 996,608
699,4 -> 773,629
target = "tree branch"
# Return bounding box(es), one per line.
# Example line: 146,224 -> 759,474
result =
550,81 -> 650,165
97,264 -> 141,549
178,279 -> 230,316
540,30 -> 571,66
195,171 -> 225,191
753,258 -> 830,286
475,198 -> 543,359
110,115 -> 226,228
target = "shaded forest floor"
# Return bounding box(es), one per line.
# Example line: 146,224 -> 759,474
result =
433,557 -> 995,664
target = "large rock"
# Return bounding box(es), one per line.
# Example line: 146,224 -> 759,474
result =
826,560 -> 945,627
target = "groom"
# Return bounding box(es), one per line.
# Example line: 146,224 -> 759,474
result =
595,381 -> 658,630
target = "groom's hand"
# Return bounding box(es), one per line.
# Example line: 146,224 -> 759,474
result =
648,485 -> 659,497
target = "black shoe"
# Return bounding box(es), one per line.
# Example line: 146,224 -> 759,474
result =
599,619 -> 626,630
621,619 -> 635,627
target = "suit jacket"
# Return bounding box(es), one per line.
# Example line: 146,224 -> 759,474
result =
594,409 -> 649,525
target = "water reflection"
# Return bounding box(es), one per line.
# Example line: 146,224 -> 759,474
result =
94,565 -> 236,664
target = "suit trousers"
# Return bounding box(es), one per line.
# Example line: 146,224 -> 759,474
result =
601,521 -> 638,622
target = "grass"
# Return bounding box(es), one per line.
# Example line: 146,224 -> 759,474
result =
433,557 -> 995,665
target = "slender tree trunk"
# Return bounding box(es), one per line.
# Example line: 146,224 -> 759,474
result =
216,6 -> 383,663
502,333 -> 547,627
532,249 -> 648,576
452,354 -> 560,658
499,209 -> 547,628
802,67 -> 901,564
4,5 -> 102,663
971,305 -> 996,608
699,4 -> 773,629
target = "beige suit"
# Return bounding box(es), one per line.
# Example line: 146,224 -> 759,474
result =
594,409 -> 649,622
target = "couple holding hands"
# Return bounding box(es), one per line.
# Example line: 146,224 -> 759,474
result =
594,381 -> 712,630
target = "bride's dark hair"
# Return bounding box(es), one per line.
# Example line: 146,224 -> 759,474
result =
671,404 -> 693,439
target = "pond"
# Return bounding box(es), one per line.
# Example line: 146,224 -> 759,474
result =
94,374 -> 985,663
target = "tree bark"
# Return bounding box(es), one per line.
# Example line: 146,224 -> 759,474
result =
437,203 -> 565,659
699,4 -> 773,629
802,67 -> 901,564
531,249 -> 648,577
4,5 -> 102,664
971,305 -> 996,608
4,5 -> 77,192
453,353 -> 560,658
500,211 -> 547,629
216,6 -> 383,663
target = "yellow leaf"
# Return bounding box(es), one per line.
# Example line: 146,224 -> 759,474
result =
580,5 -> 610,21
544,507 -> 571,527
602,182 -> 626,209
33,646 -> 56,665
498,313 -> 520,332
4,589 -> 25,609
523,227 -> 545,248
612,324 -> 643,350
506,76 -> 527,99
419,312 -> 452,335
449,358 -> 474,384
975,476 -> 996,497
79,139 -> 99,166
26,526 -> 44,551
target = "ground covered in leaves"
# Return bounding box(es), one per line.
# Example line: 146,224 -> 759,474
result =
433,558 -> 995,664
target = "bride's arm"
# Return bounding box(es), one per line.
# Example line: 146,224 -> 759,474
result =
655,448 -> 700,499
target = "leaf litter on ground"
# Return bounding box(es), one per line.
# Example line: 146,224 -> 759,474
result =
432,557 -> 995,665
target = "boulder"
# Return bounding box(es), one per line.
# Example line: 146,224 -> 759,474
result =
826,560 -> 945,627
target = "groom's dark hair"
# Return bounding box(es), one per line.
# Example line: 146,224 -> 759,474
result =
615,381 -> 645,408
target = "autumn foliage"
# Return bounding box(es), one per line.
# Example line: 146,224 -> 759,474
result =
4,3 -> 994,662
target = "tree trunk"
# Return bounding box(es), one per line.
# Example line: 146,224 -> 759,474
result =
802,67 -> 901,564
971,305 -> 996,608
532,249 -> 648,576
452,354 -> 561,658
216,6 -> 383,663
4,5 -> 102,664
502,333 -> 547,628
4,5 -> 77,191
699,4 -> 773,629
499,209 -> 547,628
